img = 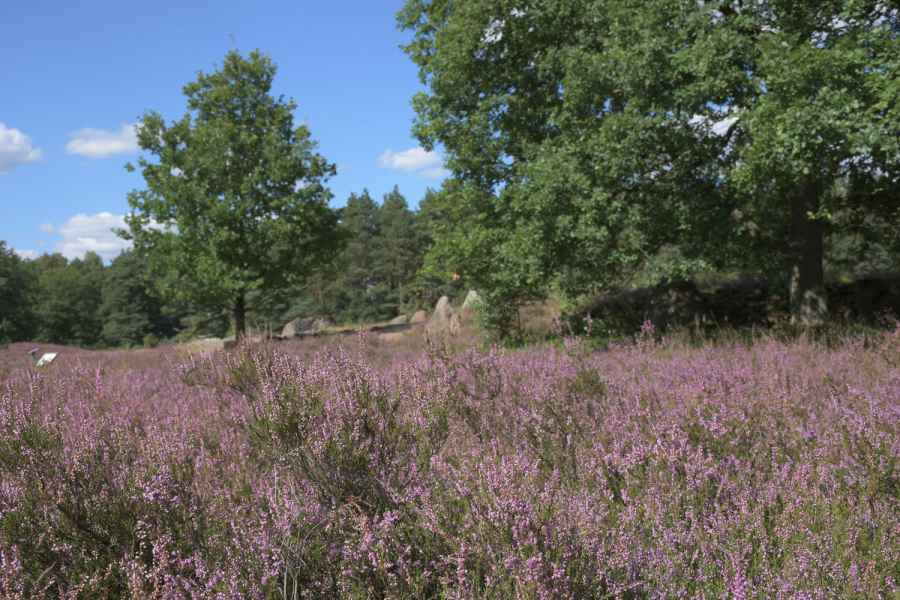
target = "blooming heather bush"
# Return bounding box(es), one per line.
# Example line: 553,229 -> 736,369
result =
0,331 -> 897,598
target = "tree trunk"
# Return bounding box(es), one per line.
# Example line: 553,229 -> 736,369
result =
789,181 -> 827,326
233,292 -> 247,342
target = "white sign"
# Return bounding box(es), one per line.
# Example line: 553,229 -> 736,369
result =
35,353 -> 58,367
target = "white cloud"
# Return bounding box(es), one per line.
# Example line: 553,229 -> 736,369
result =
57,212 -> 132,260
54,212 -> 171,260
39,223 -> 54,234
378,147 -> 449,180
14,249 -> 39,260
421,167 -> 451,180
66,123 -> 139,159
0,122 -> 42,174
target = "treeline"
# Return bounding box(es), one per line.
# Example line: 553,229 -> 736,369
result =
0,186 -> 450,348
293,186 -> 456,325
1,243 -> 185,347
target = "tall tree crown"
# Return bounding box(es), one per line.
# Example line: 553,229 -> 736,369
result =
125,50 -> 341,337
399,0 -> 899,328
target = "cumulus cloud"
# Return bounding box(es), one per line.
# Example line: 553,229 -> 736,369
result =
420,167 -> 452,180
0,122 -> 42,173
54,212 -> 171,260
377,147 -> 450,180
14,249 -> 39,260
56,212 -> 132,260
66,123 -> 139,159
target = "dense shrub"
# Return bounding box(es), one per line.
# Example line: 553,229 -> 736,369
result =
573,274 -> 900,338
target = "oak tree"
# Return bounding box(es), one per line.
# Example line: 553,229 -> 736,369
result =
125,50 -> 341,339
400,0 -> 900,326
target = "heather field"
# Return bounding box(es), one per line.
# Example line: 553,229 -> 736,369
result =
1,331 -> 898,599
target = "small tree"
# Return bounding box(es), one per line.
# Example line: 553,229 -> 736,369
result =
376,186 -> 424,309
125,50 -> 341,340
334,190 -> 384,322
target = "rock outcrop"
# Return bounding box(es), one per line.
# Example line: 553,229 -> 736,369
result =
182,337 -> 228,353
425,296 -> 461,339
281,317 -> 333,339
461,290 -> 483,313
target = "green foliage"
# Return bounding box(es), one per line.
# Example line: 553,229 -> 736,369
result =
29,252 -> 105,346
288,186 -> 433,325
0,242 -> 36,343
403,187 -> 462,307
399,0 -> 900,330
417,180 -> 542,338
0,238 -> 260,350
376,186 -> 427,310
334,190 -> 385,321
100,250 -> 178,347
125,49 -> 342,338
0,178 -> 435,346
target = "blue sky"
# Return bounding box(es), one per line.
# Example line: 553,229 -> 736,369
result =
0,0 -> 446,261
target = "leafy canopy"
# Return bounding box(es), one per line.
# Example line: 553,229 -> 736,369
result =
28,253 -> 104,346
399,0 -> 900,326
99,250 -> 178,347
0,242 -> 36,344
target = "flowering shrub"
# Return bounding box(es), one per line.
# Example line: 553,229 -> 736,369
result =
0,331 -> 897,598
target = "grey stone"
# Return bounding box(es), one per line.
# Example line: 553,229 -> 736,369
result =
379,331 -> 407,344
461,290 -> 483,312
426,296 -> 460,338
281,316 -> 333,338
409,310 -> 428,324
183,337 -> 227,353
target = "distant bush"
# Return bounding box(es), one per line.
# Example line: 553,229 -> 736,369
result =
571,273 -> 900,340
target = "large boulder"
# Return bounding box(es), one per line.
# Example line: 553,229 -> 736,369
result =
281,316 -> 333,339
379,331 -> 408,344
425,296 -> 461,339
409,310 -> 428,324
461,290 -> 483,313
182,337 -> 227,353
388,314 -> 409,325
